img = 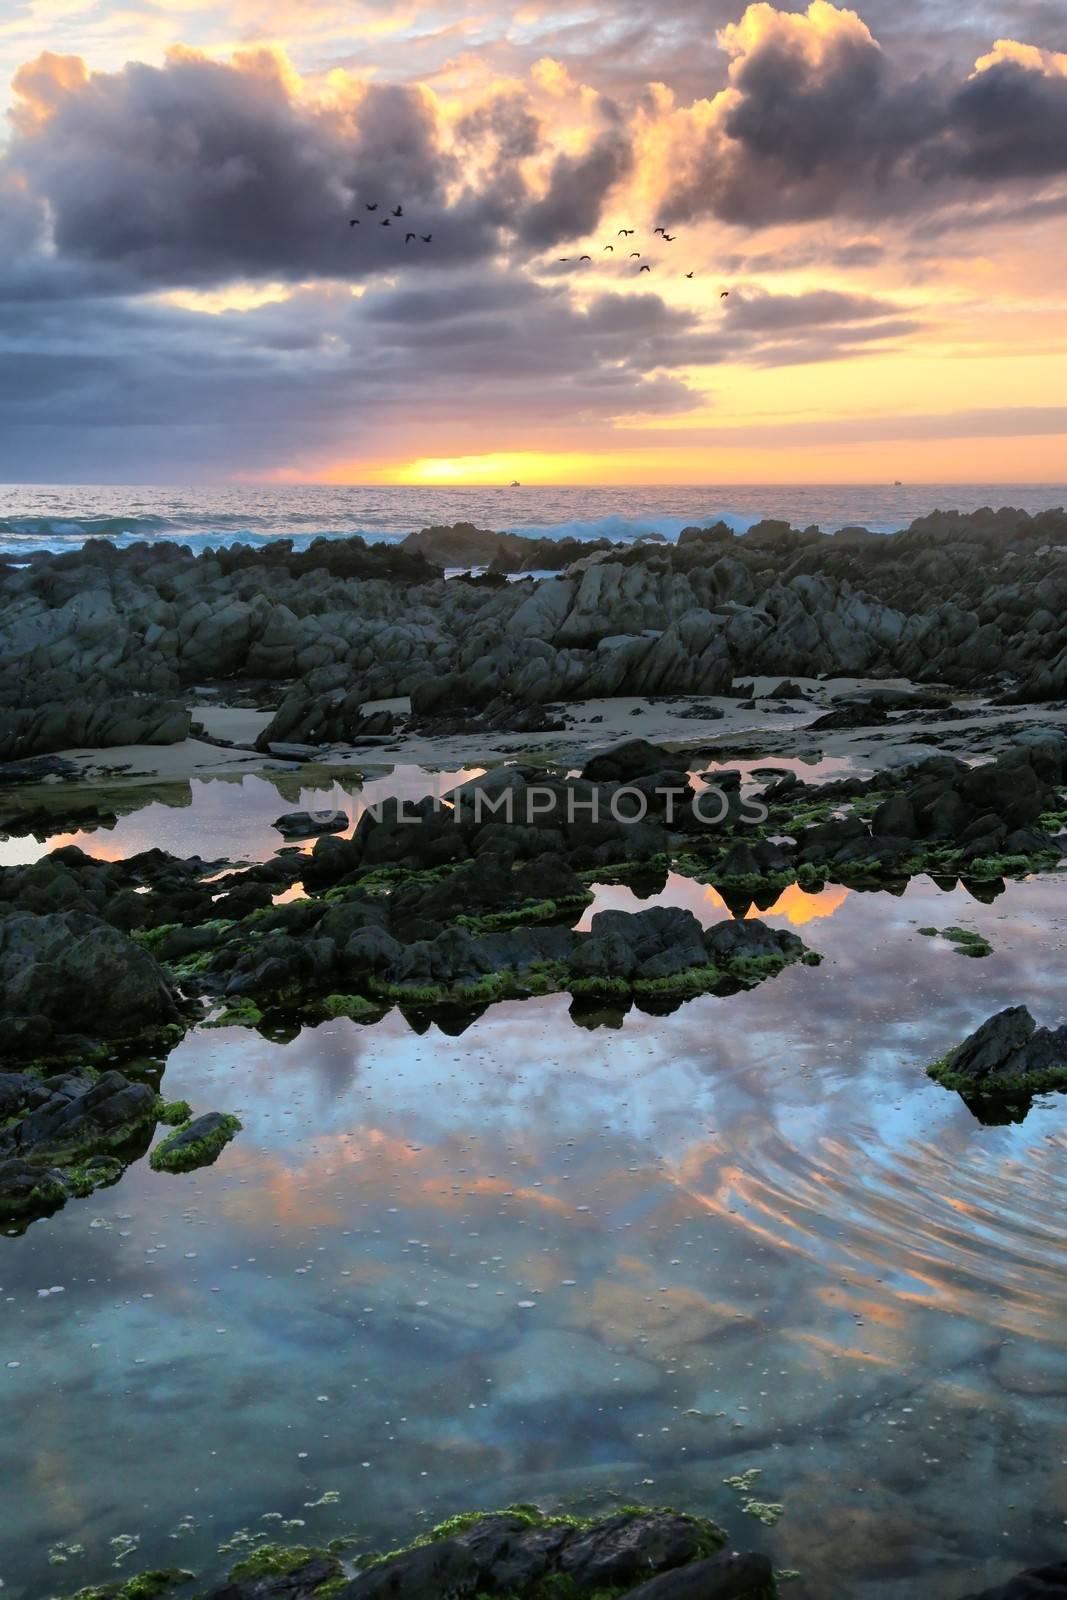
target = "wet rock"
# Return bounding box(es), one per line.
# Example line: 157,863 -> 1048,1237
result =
928,1007 -> 1067,1098
958,1563 -> 1067,1599
341,1539 -> 479,1597
559,1511 -> 726,1590
625,1552 -> 776,1598
273,809 -> 349,838
0,909 -> 181,1055
582,739 -> 681,783
149,1111 -> 242,1173
204,1555 -> 344,1600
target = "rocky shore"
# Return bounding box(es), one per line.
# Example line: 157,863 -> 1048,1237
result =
6,506 -> 1067,763
5,509 -> 1067,1596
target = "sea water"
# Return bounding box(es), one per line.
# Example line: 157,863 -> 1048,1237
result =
1,482 -> 1066,555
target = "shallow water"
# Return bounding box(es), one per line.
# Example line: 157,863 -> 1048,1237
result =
3,783 -> 1067,1599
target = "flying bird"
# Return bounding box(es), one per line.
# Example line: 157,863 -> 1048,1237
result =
720,290 -> 730,298
392,205 -> 403,217
663,233 -> 677,242
685,271 -> 694,279
603,244 -> 614,252
559,257 -> 570,262
405,232 -> 417,242
653,227 -> 666,236
629,251 -> 641,259
421,234 -> 432,243
348,219 -> 360,227
618,228 -> 635,236
365,203 -> 378,211
381,218 -> 391,226
579,254 -> 592,261
639,263 -> 651,272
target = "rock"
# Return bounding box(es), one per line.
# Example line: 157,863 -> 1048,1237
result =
204,1555 -> 344,1600
928,1007 -> 1067,1098
149,1112 -> 242,1173
957,1563 -> 1067,1599
0,910 -> 181,1055
272,810 -> 349,838
341,1539 -> 479,1597
582,739 -> 680,782
624,1552 -> 777,1598
559,1511 -> 725,1590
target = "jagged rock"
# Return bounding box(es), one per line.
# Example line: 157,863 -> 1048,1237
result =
928,1007 -> 1067,1097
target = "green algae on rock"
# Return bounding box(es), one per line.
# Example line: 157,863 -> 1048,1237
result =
149,1112 -> 242,1174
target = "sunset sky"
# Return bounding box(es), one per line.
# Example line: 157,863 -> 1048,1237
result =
1,0 -> 1066,484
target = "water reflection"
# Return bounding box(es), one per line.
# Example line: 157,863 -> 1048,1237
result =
2,875 -> 1067,1598
0,766 -> 482,868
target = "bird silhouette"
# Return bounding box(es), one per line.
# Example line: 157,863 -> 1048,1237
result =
629,251 -> 641,259
349,219 -> 360,227
559,257 -> 571,262
579,254 -> 592,261
618,228 -> 635,236
639,263 -> 651,272
603,244 -> 614,252
685,271 -> 694,279
392,206 -> 403,217
405,232 -> 417,243
381,218 -> 391,226
653,227 -> 666,236
663,233 -> 676,242
366,203 -> 378,211
421,234 -> 432,243
720,290 -> 730,298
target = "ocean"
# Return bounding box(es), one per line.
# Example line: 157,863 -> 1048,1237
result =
1,481 -> 1065,556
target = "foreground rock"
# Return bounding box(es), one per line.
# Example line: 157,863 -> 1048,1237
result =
928,1007 -> 1067,1099
71,1506 -> 773,1600
0,908 -> 182,1056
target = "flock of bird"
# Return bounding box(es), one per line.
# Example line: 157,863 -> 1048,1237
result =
346,208 -> 729,294
348,202 -> 432,244
559,226 -> 730,293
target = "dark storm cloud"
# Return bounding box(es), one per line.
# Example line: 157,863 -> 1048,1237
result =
1,48 -> 551,288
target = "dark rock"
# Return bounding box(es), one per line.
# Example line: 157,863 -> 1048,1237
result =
957,1562 -> 1067,1599
929,1006 -> 1067,1097
0,909 -> 181,1055
582,740 -> 680,783
341,1539 -> 479,1597
204,1555 -> 344,1600
273,810 -> 349,838
624,1551 -> 777,1598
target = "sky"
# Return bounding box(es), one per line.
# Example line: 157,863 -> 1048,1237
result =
1,0 -> 1066,485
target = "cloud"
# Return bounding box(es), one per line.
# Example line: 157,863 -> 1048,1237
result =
646,1 -> 1067,227
1,45 -> 581,288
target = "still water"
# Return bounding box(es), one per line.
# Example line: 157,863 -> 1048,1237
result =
3,776 -> 1067,1600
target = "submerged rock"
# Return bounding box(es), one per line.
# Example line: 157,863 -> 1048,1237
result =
959,1562 -> 1067,1598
